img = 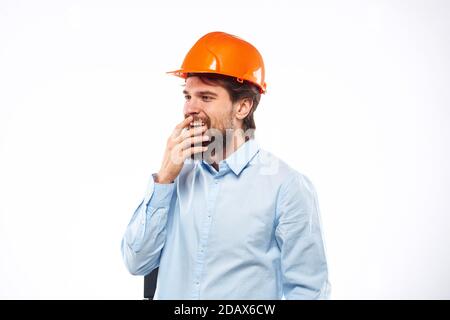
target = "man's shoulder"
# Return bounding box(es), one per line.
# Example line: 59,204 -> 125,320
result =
254,149 -> 319,206
251,148 -> 308,186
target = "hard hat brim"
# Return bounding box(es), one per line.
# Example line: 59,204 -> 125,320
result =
166,69 -> 266,94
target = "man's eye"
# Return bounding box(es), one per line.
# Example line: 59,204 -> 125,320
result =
184,95 -> 191,100
202,96 -> 213,101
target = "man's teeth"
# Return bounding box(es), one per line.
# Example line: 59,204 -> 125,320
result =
190,121 -> 204,127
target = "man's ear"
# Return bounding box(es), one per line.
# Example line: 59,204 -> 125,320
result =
235,98 -> 254,120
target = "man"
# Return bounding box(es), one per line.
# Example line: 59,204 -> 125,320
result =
121,31 -> 330,299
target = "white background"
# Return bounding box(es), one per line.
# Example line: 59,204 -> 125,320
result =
1,0 -> 449,299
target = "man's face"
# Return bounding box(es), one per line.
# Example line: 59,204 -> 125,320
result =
183,76 -> 235,136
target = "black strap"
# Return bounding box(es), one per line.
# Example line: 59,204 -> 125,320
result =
143,267 -> 159,300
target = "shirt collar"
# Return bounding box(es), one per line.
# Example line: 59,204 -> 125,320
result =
202,139 -> 260,176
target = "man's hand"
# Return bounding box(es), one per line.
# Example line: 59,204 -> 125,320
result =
156,115 -> 209,184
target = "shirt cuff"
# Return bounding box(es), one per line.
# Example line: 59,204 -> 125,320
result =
145,173 -> 175,208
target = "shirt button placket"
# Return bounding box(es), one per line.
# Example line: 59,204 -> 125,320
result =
192,175 -> 221,299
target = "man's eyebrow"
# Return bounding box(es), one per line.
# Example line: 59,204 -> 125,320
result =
197,91 -> 218,97
182,90 -> 218,97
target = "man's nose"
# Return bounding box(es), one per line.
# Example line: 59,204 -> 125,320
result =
184,99 -> 202,115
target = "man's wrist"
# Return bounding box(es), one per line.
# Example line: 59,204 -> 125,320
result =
154,172 -> 174,184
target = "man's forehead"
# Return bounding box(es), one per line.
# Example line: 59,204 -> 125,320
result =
184,77 -> 222,94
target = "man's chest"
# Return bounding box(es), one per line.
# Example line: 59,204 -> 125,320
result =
176,178 -> 278,253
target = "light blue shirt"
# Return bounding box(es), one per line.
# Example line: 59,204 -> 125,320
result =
121,139 -> 330,299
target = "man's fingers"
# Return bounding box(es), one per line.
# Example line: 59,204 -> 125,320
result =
178,125 -> 208,141
182,146 -> 208,159
173,125 -> 207,144
180,135 -> 210,151
173,116 -> 193,136
172,119 -> 191,138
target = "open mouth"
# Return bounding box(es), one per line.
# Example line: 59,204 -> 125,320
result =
189,120 -> 205,129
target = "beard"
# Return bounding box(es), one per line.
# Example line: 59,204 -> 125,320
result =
190,113 -> 233,148
206,121 -> 236,163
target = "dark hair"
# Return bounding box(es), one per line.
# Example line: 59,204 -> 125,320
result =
186,73 -> 261,131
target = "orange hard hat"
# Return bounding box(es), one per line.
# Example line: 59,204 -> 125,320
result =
167,31 -> 267,93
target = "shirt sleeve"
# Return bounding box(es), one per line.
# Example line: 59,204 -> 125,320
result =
275,172 -> 331,299
121,173 -> 176,276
